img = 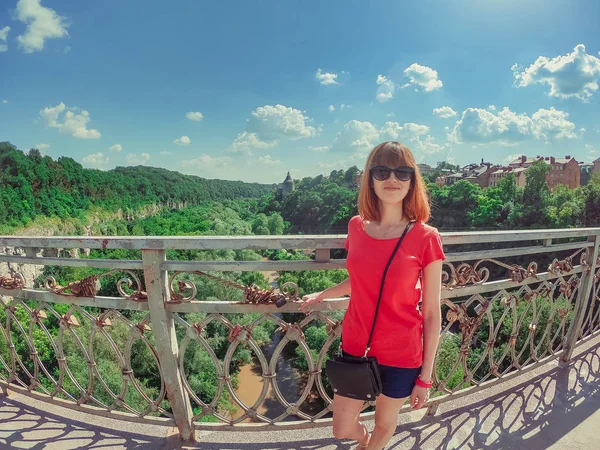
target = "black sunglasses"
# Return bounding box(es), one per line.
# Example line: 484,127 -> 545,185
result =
370,165 -> 414,182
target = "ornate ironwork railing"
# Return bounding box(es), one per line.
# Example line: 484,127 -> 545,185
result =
1,229 -> 600,440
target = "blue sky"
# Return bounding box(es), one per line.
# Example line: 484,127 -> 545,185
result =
1,0 -> 599,184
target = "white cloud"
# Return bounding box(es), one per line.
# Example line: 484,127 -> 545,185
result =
126,153 -> 150,165
309,145 -> 330,152
449,106 -> 578,145
258,155 -> 281,165
174,135 -> 191,145
376,75 -> 395,103
504,153 -> 523,164
512,44 -> 600,101
247,104 -> 316,140
181,154 -> 232,169
316,68 -> 339,85
159,151 -> 173,156
0,26 -> 9,52
379,122 -> 430,141
1,100 -> 7,104
379,122 -> 445,155
340,104 -> 351,110
40,102 -> 101,139
331,120 -> 381,154
35,143 -> 49,150
109,144 -> 122,152
488,105 -> 496,111
186,111 -> 204,121
63,45 -> 71,54
15,0 -> 69,53
317,160 -> 348,169
403,63 -> 443,92
416,135 -> 447,155
532,108 -> 577,141
82,152 -> 109,169
229,131 -> 277,155
229,104 -> 316,154
329,105 -> 335,112
449,107 -> 533,146
585,144 -> 597,162
330,119 -> 445,157
433,106 -> 457,118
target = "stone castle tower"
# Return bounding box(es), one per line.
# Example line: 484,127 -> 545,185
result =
276,171 -> 295,199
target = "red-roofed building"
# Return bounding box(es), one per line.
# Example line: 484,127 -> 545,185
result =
507,155 -> 580,190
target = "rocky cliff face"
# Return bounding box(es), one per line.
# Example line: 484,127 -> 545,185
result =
0,245 -> 86,291
0,247 -> 44,289
0,202 -> 176,291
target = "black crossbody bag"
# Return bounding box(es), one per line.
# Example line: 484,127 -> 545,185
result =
325,222 -> 412,401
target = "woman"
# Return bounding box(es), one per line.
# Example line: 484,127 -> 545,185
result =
300,141 -> 445,449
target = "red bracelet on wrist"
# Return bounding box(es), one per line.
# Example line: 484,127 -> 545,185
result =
415,376 -> 433,389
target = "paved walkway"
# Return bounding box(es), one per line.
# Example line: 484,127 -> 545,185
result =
1,336 -> 599,450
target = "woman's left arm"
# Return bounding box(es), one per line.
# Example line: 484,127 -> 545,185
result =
420,259 -> 443,381
411,259 -> 443,409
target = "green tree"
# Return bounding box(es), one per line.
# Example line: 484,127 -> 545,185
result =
252,213 -> 270,235
583,175 -> 600,226
267,213 -> 285,235
522,160 -> 551,227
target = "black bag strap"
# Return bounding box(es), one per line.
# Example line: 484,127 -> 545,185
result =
362,221 -> 413,358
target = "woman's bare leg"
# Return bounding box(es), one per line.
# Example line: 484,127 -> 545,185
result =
366,394 -> 408,449
332,394 -> 370,447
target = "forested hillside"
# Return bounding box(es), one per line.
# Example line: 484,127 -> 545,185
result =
0,142 -> 275,233
4,141 -> 600,237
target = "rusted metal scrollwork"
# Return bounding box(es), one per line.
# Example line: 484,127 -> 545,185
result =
442,259 -> 539,289
0,272 -> 26,290
43,269 -> 147,301
548,256 -> 574,275
509,262 -> 538,283
549,248 -> 588,276
443,247 -> 588,290
168,270 -> 299,307
434,274 -> 578,396
0,300 -> 169,419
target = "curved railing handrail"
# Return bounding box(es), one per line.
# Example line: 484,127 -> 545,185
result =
2,226 -> 600,249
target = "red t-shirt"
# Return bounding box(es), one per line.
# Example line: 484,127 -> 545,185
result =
342,215 -> 445,368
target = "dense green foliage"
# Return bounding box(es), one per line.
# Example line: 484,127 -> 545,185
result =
0,142 -> 274,233
426,160 -> 592,230
260,159 -> 600,233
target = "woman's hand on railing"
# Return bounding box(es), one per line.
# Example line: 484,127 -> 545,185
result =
298,291 -> 325,311
410,384 -> 430,410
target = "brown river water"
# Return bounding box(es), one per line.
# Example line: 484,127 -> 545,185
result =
232,268 -> 322,421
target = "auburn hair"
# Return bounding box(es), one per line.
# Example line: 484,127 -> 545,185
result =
358,141 -> 431,223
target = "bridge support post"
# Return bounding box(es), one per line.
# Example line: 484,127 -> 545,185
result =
143,249 -> 195,441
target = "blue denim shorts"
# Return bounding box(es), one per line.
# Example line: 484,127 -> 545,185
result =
343,351 -> 421,399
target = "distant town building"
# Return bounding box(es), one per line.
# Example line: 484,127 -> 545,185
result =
592,157 -> 600,177
580,163 -> 593,186
489,167 -> 528,188
508,155 -> 544,169
417,163 -> 434,175
438,159 -> 497,187
276,172 -> 295,199
508,155 -> 580,190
